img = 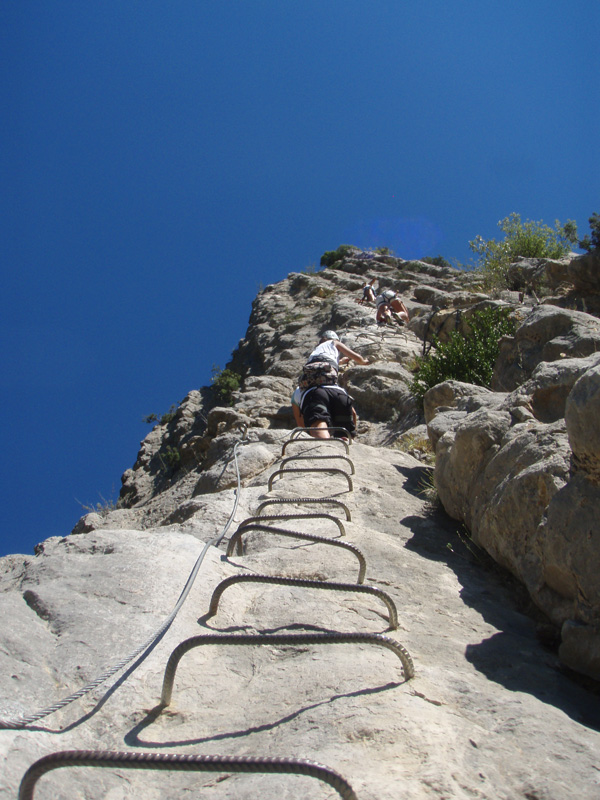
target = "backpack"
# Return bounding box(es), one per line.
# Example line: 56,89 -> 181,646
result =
298,359 -> 338,391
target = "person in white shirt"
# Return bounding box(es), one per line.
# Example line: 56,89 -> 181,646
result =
295,331 -> 368,439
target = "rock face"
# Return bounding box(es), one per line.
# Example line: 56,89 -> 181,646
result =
76,249 -> 600,680
2,247 -> 600,798
426,351 -> 600,681
2,442 -> 600,800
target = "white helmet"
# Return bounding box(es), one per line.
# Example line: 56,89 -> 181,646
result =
321,330 -> 339,341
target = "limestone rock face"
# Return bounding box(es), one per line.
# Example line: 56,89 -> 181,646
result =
6,246 -> 600,796
3,442 -> 600,800
506,352 -> 600,424
493,305 -> 600,392
533,362 -> 600,680
427,360 -> 600,679
568,249 -> 600,292
565,361 -> 600,481
105,249 -> 600,681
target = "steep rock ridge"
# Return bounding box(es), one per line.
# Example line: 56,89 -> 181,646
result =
72,248 -> 600,679
3,247 -> 600,797
105,253 -> 487,523
2,440 -> 600,799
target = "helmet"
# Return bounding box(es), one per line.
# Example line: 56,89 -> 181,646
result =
321,330 -> 339,341
383,289 -> 396,301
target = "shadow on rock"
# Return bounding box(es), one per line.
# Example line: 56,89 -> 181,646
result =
124,682 -> 402,749
466,631 -> 600,731
402,510 -> 600,731
393,463 -> 433,498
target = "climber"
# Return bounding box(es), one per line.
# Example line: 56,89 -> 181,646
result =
291,386 -> 304,428
375,289 -> 409,326
296,331 -> 368,439
358,278 -> 378,305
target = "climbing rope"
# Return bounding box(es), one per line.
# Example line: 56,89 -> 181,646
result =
0,440 -> 246,730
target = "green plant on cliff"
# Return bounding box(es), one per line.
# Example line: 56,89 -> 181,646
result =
142,404 -> 179,425
320,244 -> 358,268
579,212 -> 600,252
469,213 -> 578,290
410,307 -> 516,401
161,445 -> 181,469
422,255 -> 452,268
211,365 -> 241,406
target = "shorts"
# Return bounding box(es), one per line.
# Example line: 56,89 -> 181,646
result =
301,386 -> 356,437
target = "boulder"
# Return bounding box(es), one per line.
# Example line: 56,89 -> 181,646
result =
434,407 -> 512,525
493,305 -> 600,392
506,352 -> 600,424
423,380 -> 498,424
567,249 -> 600,293
565,362 -> 600,482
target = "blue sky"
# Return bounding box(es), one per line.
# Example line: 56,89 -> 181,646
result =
1,1 -> 598,556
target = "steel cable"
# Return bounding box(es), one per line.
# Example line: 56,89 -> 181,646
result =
0,440 -> 245,730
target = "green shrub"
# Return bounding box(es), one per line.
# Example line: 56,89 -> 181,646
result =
160,405 -> 178,424
469,213 -> 578,290
160,445 -> 181,471
320,244 -> 358,268
211,366 -> 241,406
410,307 -> 516,401
579,212 -> 600,252
422,255 -> 451,268
78,494 -> 118,517
142,404 -> 178,426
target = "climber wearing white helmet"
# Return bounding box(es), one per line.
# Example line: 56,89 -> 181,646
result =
294,331 -> 369,439
375,289 -> 409,326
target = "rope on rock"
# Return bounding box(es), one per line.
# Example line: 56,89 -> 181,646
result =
0,440 -> 246,730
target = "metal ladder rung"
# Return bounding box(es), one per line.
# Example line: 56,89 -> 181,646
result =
280,453 -> 355,474
207,574 -> 398,629
282,433 -> 350,456
18,751 -> 358,800
236,513 -> 346,537
226,527 -> 367,585
256,497 -> 351,520
161,631 -> 415,706
269,467 -> 353,492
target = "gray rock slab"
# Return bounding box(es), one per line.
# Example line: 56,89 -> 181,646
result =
2,442 -> 599,800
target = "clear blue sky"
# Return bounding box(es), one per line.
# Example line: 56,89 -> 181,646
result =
1,1 -> 598,556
